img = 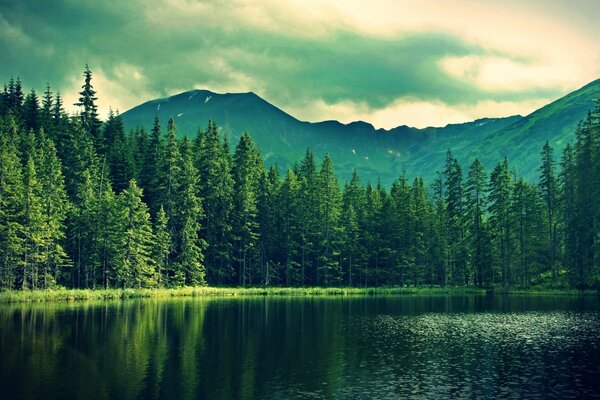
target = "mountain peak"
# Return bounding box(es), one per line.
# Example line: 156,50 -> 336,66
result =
122,78 -> 600,184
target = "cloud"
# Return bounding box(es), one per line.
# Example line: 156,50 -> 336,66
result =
0,0 -> 598,126
288,97 -> 552,129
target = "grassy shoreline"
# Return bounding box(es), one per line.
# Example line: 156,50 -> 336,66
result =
0,286 -> 596,303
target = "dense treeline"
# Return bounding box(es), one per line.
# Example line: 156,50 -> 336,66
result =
1,68 -> 599,290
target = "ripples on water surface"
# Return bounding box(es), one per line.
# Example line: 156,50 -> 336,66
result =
1,295 -> 599,399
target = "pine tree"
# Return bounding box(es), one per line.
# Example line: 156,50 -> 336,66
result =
104,111 -> 134,192
196,120 -> 234,284
22,89 -> 40,133
40,84 -> 53,132
341,170 -> 365,286
465,159 -> 488,286
153,206 -> 171,287
158,118 -> 181,230
231,132 -> 262,285
573,118 -> 594,288
20,156 -> 44,289
74,64 -> 102,146
35,130 -> 70,287
488,157 -> 513,286
6,78 -> 24,118
113,180 -> 156,288
560,143 -> 577,285
278,169 -> 302,285
317,153 -> 341,286
297,149 -> 320,285
411,177 -> 433,286
511,179 -> 545,286
175,137 -> 206,286
258,165 -> 280,285
140,115 -> 163,214
0,117 -> 24,289
444,150 -> 466,285
431,172 -> 448,285
539,141 -> 559,282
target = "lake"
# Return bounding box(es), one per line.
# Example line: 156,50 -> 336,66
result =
1,295 -> 600,399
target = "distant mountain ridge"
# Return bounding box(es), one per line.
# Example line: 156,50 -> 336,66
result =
121,79 -> 600,184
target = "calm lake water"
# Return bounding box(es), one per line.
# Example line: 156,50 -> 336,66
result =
1,295 -> 600,399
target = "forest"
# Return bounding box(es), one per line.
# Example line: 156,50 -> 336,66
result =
0,67 -> 599,291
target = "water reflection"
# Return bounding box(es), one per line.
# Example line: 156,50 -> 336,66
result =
0,295 -> 599,399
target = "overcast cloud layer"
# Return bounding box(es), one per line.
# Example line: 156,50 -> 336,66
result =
1,0 -> 599,128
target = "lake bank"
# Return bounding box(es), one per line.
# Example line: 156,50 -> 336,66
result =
0,286 -> 596,303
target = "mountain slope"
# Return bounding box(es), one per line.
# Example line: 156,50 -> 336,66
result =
121,79 -> 600,184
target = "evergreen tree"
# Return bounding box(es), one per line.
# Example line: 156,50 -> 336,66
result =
258,165 -> 280,285
539,141 -> 559,282
0,117 -> 24,289
488,157 -> 513,286
297,149 -> 320,285
35,130 -> 70,287
74,64 -> 102,146
278,169 -> 302,285
6,77 -> 24,118
231,132 -> 262,285
444,150 -> 466,285
411,177 -> 433,285
573,118 -> 594,288
153,206 -> 171,287
316,153 -> 341,286
22,89 -> 40,133
40,84 -> 53,132
196,120 -> 234,284
175,137 -> 206,286
104,111 -> 134,192
341,170 -> 365,286
465,159 -> 489,286
140,115 -> 163,213
113,180 -> 156,288
511,179 -> 545,286
431,172 -> 448,285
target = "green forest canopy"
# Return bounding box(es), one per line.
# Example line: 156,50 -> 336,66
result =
1,67 -> 599,291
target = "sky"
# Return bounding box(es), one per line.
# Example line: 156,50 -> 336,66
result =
1,0 -> 599,129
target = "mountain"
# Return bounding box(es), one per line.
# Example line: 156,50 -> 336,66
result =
121,79 -> 600,184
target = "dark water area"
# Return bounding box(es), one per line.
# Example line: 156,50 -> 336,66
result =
1,295 -> 600,399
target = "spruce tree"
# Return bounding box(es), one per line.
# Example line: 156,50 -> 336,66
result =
0,117 -> 24,289
114,180 -> 156,288
444,150 -> 466,285
539,141 -> 559,282
257,165 -> 280,285
20,156 -> 44,289
175,136 -> 206,286
317,153 -> 341,286
488,157 -> 513,286
22,89 -> 40,133
278,169 -> 302,285
74,64 -> 102,146
153,206 -> 171,286
341,170 -> 365,286
297,149 -> 319,285
104,111 -> 134,192
197,120 -> 234,284
231,132 -> 262,285
35,130 -> 70,287
465,159 -> 488,286
41,84 -> 53,132
141,115 -> 163,214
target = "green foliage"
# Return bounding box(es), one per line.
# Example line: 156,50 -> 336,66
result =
1,70 -> 600,292
113,180 -> 157,288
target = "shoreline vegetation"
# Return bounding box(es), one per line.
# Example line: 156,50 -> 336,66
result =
0,286 -> 596,304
